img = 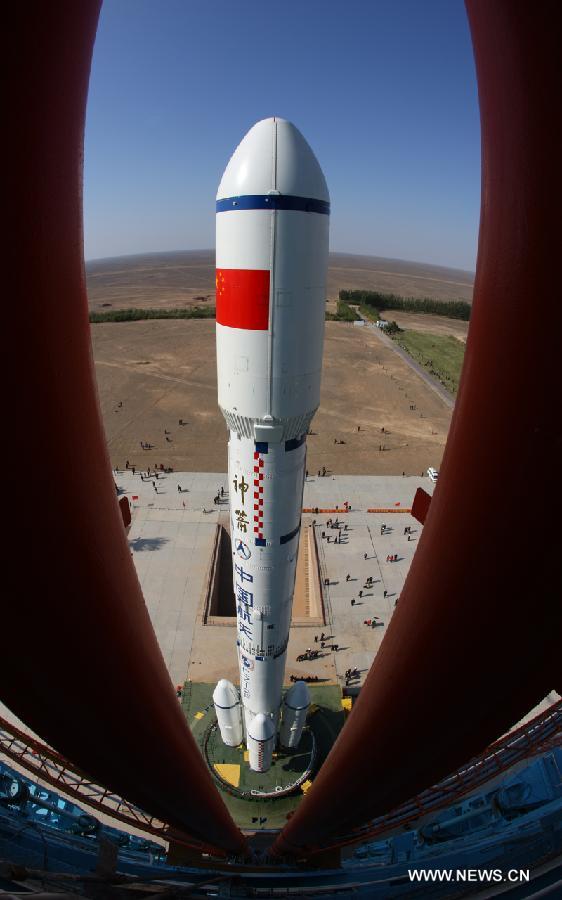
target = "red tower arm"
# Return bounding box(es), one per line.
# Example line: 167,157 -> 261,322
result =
4,1 -> 245,856
272,0 -> 562,856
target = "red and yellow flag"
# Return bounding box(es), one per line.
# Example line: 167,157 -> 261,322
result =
216,269 -> 270,330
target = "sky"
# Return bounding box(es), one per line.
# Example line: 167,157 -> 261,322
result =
84,0 -> 481,271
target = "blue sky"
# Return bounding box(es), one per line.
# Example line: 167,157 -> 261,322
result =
84,0 -> 480,270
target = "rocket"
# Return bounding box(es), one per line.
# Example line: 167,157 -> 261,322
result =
213,117 -> 329,771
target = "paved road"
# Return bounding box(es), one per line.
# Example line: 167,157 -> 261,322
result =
351,308 -> 455,409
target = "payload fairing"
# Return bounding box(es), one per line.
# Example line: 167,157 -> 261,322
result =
214,118 -> 329,771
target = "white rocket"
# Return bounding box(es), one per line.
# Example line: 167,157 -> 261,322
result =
213,117 -> 329,771
280,680 -> 311,750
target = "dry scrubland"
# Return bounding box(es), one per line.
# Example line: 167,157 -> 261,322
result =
88,251 -> 471,475
87,250 -> 474,311
92,320 -> 453,475
379,310 -> 469,342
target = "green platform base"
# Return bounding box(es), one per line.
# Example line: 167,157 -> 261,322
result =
181,681 -> 345,831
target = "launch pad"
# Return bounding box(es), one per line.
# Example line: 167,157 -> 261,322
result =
182,681 -> 345,829
203,519 -> 325,626
205,724 -> 316,798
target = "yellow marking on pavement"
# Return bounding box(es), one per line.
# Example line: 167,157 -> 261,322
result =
214,764 -> 240,787
194,711 -> 204,720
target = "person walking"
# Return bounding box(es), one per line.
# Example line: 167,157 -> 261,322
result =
351,598 -> 355,607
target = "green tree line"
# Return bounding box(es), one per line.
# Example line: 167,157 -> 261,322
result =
339,290 -> 471,321
89,306 -> 216,323
326,299 -> 360,321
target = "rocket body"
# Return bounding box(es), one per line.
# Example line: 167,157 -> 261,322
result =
215,118 -> 329,768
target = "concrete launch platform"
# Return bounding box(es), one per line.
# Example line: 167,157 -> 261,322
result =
182,681 -> 345,830
119,469 -> 432,690
1,466 -> 558,836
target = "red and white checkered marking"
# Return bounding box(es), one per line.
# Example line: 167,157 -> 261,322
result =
253,452 -> 265,539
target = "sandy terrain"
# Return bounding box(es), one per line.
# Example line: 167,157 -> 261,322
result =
86,251 -> 474,312
92,320 -> 452,476
327,253 -> 473,303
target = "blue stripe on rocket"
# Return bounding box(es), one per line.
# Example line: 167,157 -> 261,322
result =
285,435 -> 306,452
280,523 -> 301,545
217,195 -> 330,215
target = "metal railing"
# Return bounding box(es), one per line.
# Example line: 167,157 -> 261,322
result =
312,699 -> 562,855
1,700 -> 560,861
0,715 -> 222,856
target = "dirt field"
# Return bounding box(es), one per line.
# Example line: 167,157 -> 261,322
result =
380,310 -> 470,342
86,251 -> 474,312
327,253 -> 473,303
92,320 -> 452,475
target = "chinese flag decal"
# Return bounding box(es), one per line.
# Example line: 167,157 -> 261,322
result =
216,269 -> 270,330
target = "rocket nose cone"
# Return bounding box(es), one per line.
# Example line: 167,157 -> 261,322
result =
213,679 -> 239,707
285,680 -> 311,709
248,713 -> 275,741
217,118 -> 329,203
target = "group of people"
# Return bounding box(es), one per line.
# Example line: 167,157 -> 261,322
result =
320,516 -> 351,546
345,668 -> 360,687
124,460 -> 173,474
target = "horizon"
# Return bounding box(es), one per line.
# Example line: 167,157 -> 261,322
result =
84,0 -> 480,271
84,247 -> 476,278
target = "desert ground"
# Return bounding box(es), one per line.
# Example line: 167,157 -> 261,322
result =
379,309 -> 470,342
92,319 -> 452,476
86,250 -> 474,312
89,251 -> 468,475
